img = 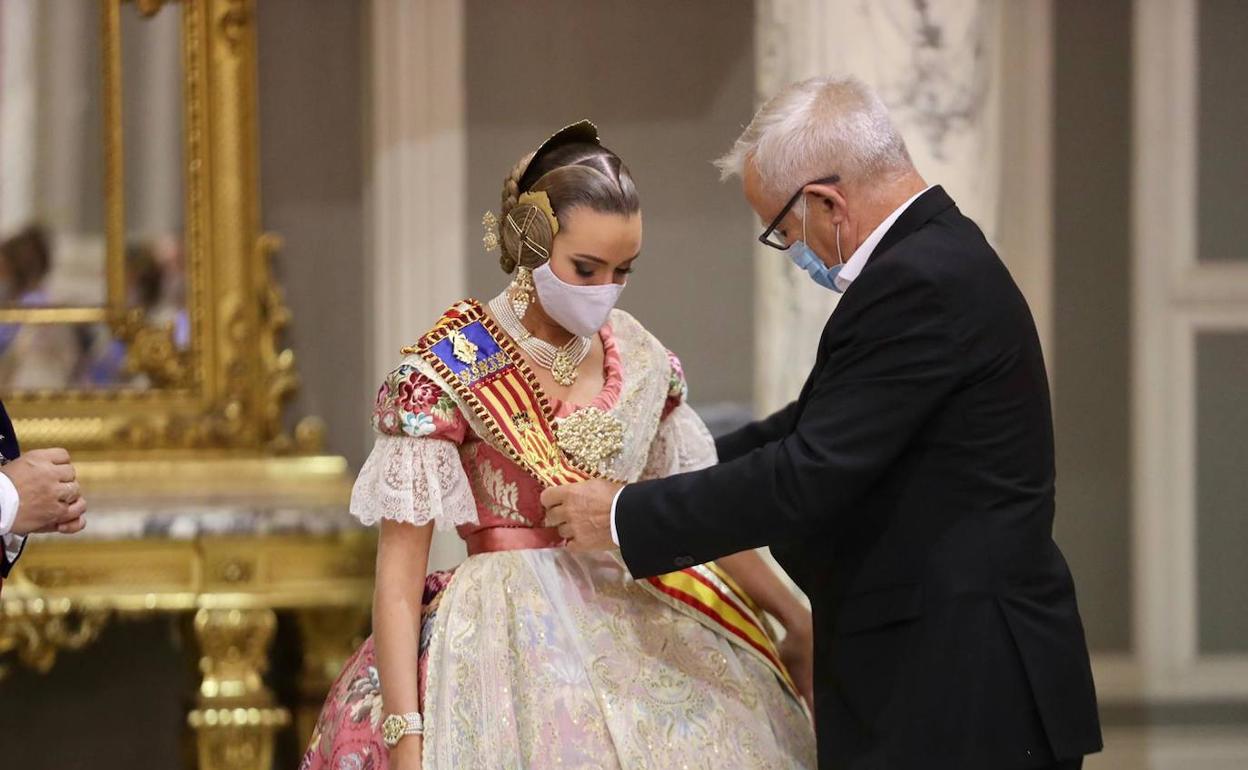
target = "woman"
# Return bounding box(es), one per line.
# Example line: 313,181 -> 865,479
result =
0,225 -> 80,389
301,121 -> 816,769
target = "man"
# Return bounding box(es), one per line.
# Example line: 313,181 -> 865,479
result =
543,76 -> 1101,769
0,398 -> 87,592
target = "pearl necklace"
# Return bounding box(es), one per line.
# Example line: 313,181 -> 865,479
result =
488,292 -> 591,386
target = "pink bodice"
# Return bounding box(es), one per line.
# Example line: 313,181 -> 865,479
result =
453,324 -> 624,551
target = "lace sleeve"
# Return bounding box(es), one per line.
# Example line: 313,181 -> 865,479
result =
640,402 -> 718,480
349,435 -> 479,530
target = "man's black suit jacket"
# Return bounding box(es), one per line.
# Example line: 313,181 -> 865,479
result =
616,187 -> 1102,769
0,399 -> 23,578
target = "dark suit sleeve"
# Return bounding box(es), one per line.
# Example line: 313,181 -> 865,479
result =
714,401 -> 799,462
617,263 -> 965,578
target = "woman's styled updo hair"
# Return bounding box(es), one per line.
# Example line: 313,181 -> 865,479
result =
497,135 -> 640,274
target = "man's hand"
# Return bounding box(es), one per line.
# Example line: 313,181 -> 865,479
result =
540,479 -> 623,552
2,448 -> 87,536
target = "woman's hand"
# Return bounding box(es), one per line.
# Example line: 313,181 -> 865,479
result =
374,521 -> 433,770
388,734 -> 423,770
778,613 -> 815,710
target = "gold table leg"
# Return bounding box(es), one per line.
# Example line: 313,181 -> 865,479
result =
293,607 -> 370,750
187,608 -> 290,770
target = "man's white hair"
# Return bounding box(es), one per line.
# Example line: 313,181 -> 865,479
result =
715,75 -> 913,198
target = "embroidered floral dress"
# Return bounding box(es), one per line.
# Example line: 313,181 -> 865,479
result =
301,308 -> 816,770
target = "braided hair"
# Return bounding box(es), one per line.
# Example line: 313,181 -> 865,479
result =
495,139 -> 639,274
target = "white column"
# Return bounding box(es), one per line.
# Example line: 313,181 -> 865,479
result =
753,0 -> 1005,414
367,0 -> 467,571
121,5 -> 183,237
0,0 -> 37,233
39,1 -> 88,234
996,0 -> 1054,364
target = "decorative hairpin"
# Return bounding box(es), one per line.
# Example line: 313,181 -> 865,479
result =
482,211 -> 499,251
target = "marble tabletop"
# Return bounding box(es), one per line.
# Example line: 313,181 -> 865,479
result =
28,498 -> 364,543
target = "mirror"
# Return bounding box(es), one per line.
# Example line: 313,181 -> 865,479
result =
0,1 -> 106,311
0,0 -> 187,392
120,0 -> 187,335
0,1 -> 107,390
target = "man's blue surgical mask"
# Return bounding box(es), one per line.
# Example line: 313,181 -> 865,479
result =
787,195 -> 845,293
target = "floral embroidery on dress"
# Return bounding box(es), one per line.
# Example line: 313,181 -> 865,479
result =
397,368 -> 442,413
663,349 -> 689,418
343,664 -> 384,728
430,393 -> 457,423
373,399 -> 401,436
370,359 -> 467,442
469,448 -> 525,525
300,571 -> 455,770
401,411 -> 435,438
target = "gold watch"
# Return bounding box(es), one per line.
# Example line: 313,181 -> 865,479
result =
382,712 -> 423,747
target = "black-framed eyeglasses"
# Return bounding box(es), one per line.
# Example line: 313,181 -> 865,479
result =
757,175 -> 840,250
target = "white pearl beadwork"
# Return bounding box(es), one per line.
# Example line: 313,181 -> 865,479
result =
488,292 -> 592,387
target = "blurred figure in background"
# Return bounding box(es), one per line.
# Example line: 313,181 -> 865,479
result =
149,233 -> 189,350
81,241 -> 165,386
0,224 -> 80,390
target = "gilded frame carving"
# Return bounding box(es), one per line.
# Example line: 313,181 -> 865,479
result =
4,0 -> 322,457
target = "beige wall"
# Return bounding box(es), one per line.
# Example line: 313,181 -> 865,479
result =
463,0 -> 757,411
1193,0 -> 1248,652
259,0 -> 370,468
1051,0 -> 1133,653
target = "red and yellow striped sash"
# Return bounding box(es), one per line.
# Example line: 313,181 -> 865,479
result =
407,301 -> 589,486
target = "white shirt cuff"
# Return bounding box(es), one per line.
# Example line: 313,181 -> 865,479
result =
609,487 -> 624,547
0,471 -> 24,564
0,471 -> 19,536
4,533 -> 24,564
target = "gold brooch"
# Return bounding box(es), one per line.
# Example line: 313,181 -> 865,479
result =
449,330 -> 479,364
555,406 -> 624,469
550,348 -> 579,387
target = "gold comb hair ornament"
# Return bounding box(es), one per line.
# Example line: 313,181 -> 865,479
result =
516,190 -> 559,236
